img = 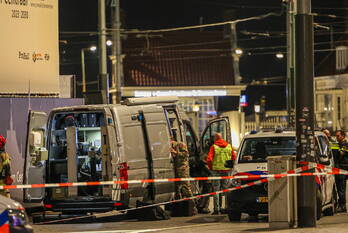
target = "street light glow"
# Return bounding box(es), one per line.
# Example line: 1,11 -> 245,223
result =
276,53 -> 284,59
235,48 -> 243,55
90,46 -> 97,52
106,40 -> 113,46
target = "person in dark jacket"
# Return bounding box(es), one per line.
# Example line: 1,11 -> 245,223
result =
335,130 -> 348,212
206,133 -> 236,215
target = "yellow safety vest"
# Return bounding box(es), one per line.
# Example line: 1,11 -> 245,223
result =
212,144 -> 232,171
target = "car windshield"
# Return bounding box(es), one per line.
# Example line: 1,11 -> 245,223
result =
239,137 -> 296,163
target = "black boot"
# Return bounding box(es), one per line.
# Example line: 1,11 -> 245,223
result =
337,204 -> 347,213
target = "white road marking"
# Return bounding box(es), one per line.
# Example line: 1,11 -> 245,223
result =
69,222 -> 222,233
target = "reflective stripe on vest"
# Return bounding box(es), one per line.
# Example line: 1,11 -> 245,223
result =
212,144 -> 232,170
330,142 -> 340,150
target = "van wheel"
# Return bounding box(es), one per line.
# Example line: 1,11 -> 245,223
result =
228,209 -> 242,221
323,188 -> 337,216
317,189 -> 322,220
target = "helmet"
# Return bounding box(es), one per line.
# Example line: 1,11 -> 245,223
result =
0,135 -> 6,148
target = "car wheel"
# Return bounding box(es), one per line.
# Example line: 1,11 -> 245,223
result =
323,188 -> 337,216
317,189 -> 322,220
228,209 -> 242,221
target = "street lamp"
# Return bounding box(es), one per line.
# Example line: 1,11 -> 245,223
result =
106,40 -> 113,47
276,52 -> 284,59
90,46 -> 97,52
235,48 -> 243,56
81,46 -> 97,93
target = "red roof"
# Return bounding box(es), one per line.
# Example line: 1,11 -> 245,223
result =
123,31 -> 235,87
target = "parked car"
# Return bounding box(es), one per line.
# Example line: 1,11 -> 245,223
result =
225,129 -> 336,221
0,195 -> 33,233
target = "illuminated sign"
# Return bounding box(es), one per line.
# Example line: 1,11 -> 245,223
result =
134,89 -> 227,97
240,95 -> 248,107
0,0 -> 59,94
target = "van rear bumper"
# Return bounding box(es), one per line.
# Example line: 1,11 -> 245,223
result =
44,200 -> 125,213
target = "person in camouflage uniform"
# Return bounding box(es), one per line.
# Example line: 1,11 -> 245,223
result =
171,139 -> 193,198
171,138 -> 197,215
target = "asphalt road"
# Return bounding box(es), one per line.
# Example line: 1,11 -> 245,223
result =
32,212 -> 348,233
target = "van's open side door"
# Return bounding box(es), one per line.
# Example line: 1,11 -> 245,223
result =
200,117 -> 231,155
24,111 -> 48,202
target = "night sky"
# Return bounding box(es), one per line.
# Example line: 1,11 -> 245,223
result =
59,0 -> 348,114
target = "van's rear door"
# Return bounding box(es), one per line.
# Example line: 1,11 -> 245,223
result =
143,108 -> 176,201
200,117 -> 231,155
24,111 -> 48,202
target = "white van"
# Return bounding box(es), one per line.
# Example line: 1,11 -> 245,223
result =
225,129 -> 336,221
23,97 -> 201,214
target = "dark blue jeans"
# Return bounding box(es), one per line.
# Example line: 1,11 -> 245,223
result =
335,174 -> 347,207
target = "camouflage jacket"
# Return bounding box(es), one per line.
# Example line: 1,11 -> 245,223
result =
171,141 -> 190,177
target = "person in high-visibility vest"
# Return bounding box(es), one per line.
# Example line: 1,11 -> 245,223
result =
335,130 -> 348,212
322,129 -> 339,150
0,135 -> 11,198
206,133 -> 236,215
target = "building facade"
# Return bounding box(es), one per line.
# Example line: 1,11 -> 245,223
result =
121,31 -> 246,134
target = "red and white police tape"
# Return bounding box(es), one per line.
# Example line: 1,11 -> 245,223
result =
2,162 -> 345,190
35,163 -> 317,224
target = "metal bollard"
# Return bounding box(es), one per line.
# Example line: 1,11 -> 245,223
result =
268,156 -> 297,229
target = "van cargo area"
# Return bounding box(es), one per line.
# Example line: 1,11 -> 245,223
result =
47,112 -> 107,202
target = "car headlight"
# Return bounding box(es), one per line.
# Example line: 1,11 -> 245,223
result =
8,208 -> 28,227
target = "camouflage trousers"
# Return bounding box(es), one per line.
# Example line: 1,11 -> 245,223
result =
175,181 -> 193,199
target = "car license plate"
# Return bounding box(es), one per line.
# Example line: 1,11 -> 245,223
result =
257,197 -> 268,203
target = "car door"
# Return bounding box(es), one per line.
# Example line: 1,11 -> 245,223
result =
24,111 -> 48,202
200,117 -> 232,156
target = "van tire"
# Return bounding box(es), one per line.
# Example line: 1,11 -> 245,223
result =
228,209 -> 242,221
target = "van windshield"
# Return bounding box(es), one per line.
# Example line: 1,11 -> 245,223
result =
239,137 -> 296,163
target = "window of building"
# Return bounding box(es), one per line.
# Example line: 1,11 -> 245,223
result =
338,96 -> 341,120
336,46 -> 348,71
178,97 -> 216,135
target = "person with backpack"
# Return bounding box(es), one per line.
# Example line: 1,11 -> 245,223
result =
206,133 -> 236,215
0,135 -> 12,197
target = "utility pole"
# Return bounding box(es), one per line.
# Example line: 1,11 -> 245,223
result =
98,0 -> 109,104
230,23 -> 242,85
110,0 -> 123,104
286,0 -> 295,127
295,0 -> 316,227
